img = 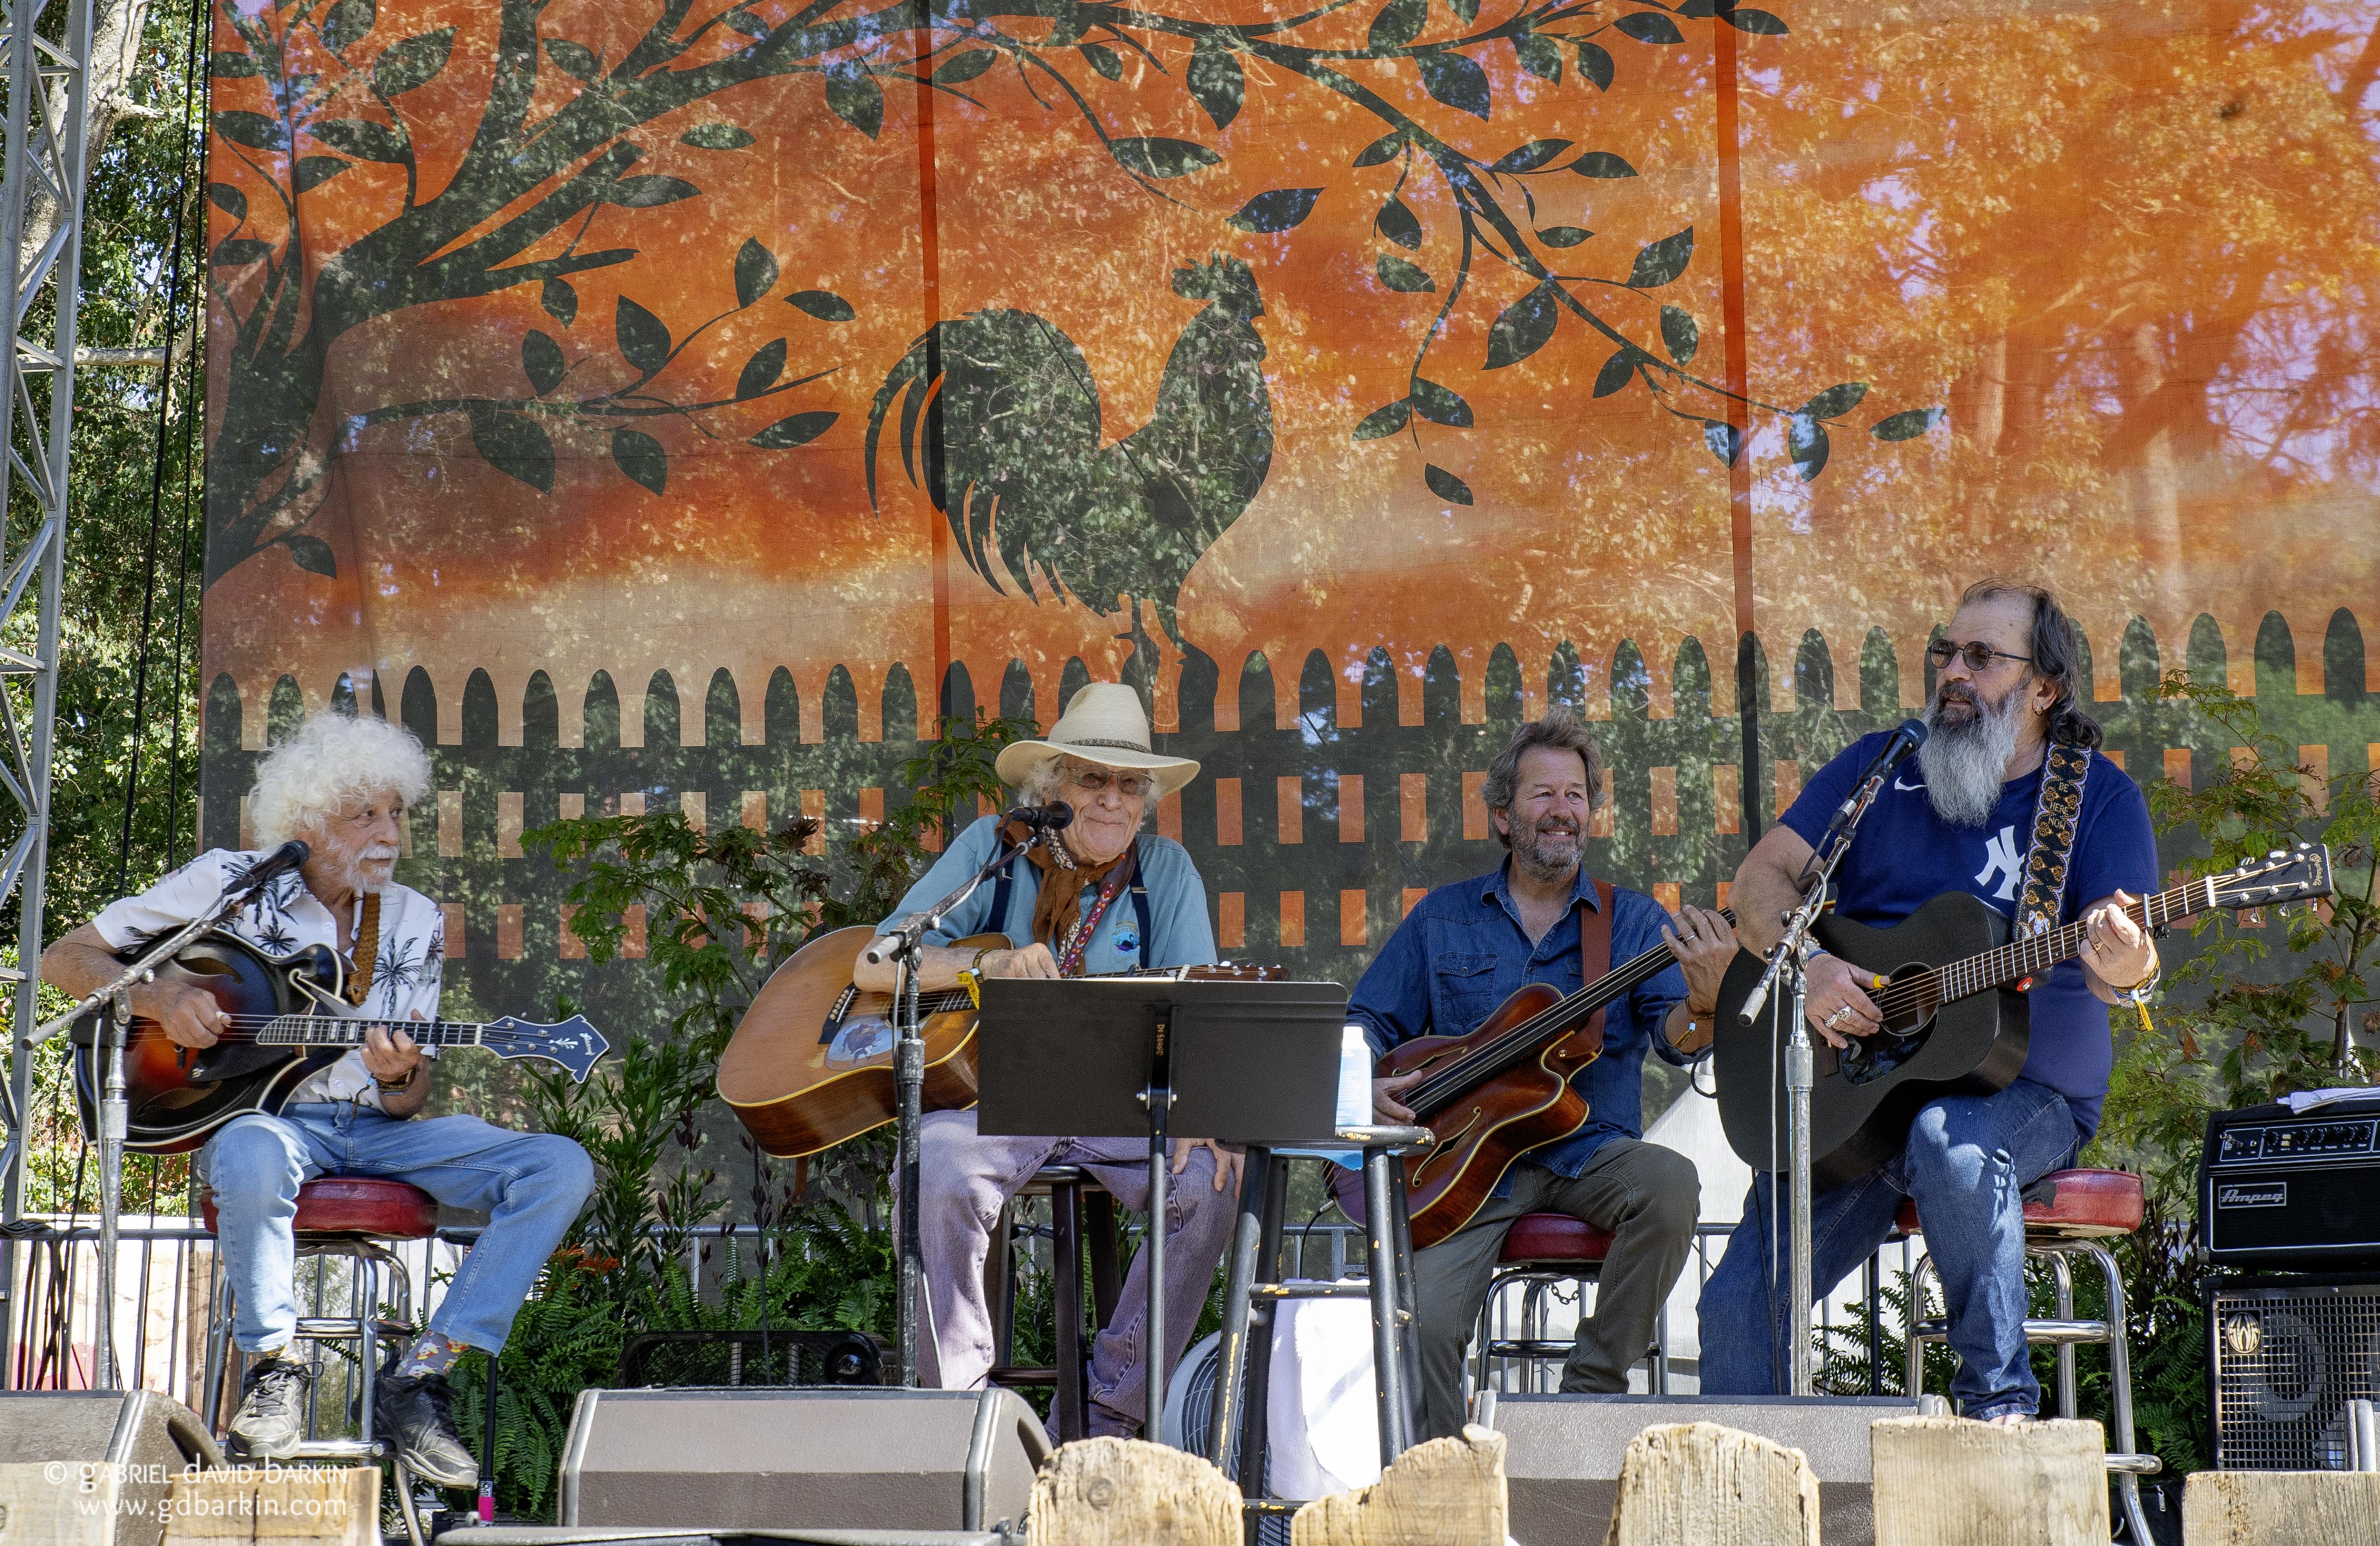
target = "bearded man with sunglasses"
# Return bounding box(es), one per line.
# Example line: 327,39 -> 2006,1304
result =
1697,579 -> 2160,1424
855,683 -> 1228,1439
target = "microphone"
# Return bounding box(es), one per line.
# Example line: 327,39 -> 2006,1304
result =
1002,801 -> 1075,832
1825,718 -> 1928,835
230,839 -> 311,897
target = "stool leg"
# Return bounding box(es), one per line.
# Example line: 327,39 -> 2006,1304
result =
2088,1242 -> 2156,1546
2048,1248 -> 2077,1421
1865,1253 -> 1884,1397
1361,1147 -> 1411,1465
1085,1192 -> 1122,1331
357,1253 -> 381,1449
1051,1180 -> 1086,1445
1388,1177 -> 1422,1421
1208,1147 -> 1272,1469
1235,1160 -> 1290,1510
391,1460 -> 427,1546
1905,1252 -> 1937,1401
986,1197 -> 1016,1376
202,1249 -> 232,1438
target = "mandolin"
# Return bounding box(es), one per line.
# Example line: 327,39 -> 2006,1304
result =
717,927 -> 1284,1158
1377,910 -> 1734,1250
72,930 -> 609,1154
1712,842 -> 2334,1190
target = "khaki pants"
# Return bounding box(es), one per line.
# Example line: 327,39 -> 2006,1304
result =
1409,1139 -> 1699,1439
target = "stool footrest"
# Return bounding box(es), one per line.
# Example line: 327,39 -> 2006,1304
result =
288,1440 -> 386,1461
293,1316 -> 412,1338
1911,1317 -> 2111,1347
2106,1453 -> 2162,1475
1252,1281 -> 1372,1300
987,1366 -> 1060,1385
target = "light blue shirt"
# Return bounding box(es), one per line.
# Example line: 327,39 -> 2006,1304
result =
878,814 -> 1218,973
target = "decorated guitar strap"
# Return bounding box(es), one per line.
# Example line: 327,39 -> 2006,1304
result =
2014,743 -> 2090,943
345,891 -> 382,1007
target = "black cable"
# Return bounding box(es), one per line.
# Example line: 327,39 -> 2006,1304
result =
164,0 -> 212,871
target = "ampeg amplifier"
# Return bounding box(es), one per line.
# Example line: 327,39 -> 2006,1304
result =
2201,1096 -> 2380,1268
2206,1274 -> 2380,1470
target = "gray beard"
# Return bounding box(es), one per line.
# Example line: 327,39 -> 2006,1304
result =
1915,685 -> 2028,827
1511,823 -> 1582,883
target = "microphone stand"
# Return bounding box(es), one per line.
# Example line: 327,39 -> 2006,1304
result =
866,824 -> 1042,1388
1736,762 -> 1892,1397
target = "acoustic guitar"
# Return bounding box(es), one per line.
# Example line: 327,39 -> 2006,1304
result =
718,927 -> 1285,1158
1379,911 -> 1734,1251
73,930 -> 609,1154
1712,842 -> 2334,1190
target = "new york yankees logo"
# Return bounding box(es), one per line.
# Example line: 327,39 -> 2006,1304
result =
1975,824 -> 2024,902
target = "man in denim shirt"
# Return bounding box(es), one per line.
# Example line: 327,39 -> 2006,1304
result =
1350,710 -> 1736,1437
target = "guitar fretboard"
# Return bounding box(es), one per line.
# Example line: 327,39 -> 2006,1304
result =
1906,877 -> 2209,1012
240,1016 -> 494,1049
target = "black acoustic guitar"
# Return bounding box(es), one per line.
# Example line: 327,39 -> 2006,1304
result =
1713,843 -> 2333,1190
72,930 -> 608,1154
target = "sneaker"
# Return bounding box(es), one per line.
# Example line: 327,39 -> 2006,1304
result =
372,1370 -> 479,1489
228,1353 -> 313,1460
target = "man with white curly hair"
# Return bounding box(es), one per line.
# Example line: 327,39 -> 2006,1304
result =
43,711 -> 593,1488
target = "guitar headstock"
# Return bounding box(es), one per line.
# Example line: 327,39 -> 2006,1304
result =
2209,842 -> 2335,911
484,1015 -> 611,1082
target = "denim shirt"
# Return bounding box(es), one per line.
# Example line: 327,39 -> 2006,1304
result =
1347,862 -> 1693,1181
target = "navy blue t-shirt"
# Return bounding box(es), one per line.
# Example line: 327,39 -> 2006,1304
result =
1780,734 -> 2158,1143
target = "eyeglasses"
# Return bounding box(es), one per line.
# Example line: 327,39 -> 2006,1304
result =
1926,638 -> 2033,674
1068,767 -> 1156,799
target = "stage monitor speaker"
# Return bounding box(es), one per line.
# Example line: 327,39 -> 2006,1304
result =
558,1387 -> 1051,1534
2207,1273 -> 2380,1470
0,1391 -> 224,1546
1479,1391 -> 1917,1546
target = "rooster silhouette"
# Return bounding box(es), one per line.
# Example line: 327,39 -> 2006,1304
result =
864,254 -> 1272,653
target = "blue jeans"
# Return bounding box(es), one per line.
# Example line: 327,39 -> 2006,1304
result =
1696,1078 -> 2077,1420
203,1103 -> 594,1356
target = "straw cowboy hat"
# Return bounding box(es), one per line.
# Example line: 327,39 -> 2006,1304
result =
994,683 -> 1201,798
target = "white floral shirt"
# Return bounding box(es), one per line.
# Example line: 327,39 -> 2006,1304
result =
92,848 -> 445,1112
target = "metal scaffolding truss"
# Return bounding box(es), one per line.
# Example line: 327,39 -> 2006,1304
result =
0,0 -> 91,1319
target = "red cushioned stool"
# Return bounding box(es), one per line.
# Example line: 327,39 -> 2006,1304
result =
200,1179 -> 441,1546
1900,1167 -> 2157,1542
1471,1213 -> 1668,1401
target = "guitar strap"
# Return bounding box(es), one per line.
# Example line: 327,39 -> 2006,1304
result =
1575,877 -> 1616,1053
345,891 -> 382,1006
987,840 -> 1154,969
2015,743 -> 2091,939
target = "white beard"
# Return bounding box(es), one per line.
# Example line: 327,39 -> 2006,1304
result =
1915,684 -> 2028,827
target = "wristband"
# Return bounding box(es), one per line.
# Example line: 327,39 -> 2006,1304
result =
380,1064 -> 417,1093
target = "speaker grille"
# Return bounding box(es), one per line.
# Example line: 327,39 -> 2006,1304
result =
2211,1279 -> 2380,1470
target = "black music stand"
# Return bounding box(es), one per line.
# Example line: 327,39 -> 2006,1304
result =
976,977 -> 1348,1438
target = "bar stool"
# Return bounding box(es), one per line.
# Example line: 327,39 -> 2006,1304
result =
1206,1127 -> 1433,1523
201,1177 -> 441,1546
1470,1213 -> 1668,1398
1900,1167 -> 2158,1543
984,1164 -> 1122,1442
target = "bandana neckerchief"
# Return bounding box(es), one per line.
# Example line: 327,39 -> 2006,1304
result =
1009,818 -> 1139,975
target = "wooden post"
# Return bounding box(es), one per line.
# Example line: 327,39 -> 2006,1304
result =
1290,1425 -> 1506,1546
1871,1417 -> 2108,1546
2182,1470 -> 2380,1545
0,1461 -> 125,1546
1026,1438 -> 1240,1546
1604,1422 -> 1818,1546
162,1465 -> 377,1546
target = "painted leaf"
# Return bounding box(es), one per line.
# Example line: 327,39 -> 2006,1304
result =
544,38 -> 600,81
751,411 -> 837,449
1227,188 -> 1322,233
1484,283 -> 1559,370
1079,42 -> 1123,79
293,156 -> 349,192
1408,378 -> 1473,426
1492,138 -> 1572,174
1537,224 -> 1592,248
542,278 -> 578,327
283,534 -> 338,578
615,296 -> 671,376
824,62 -> 884,139
1375,197 -> 1423,249
786,289 -> 855,322
933,49 -> 1000,84
1576,40 -> 1615,90
1187,37 -> 1243,130
1425,465 -> 1474,505
522,330 -> 566,396
1627,225 -> 1694,287
1615,12 -> 1684,44
210,237 -> 271,266
680,124 -> 754,150
1703,419 -> 1744,467
1660,304 -> 1699,366
611,429 -> 668,495
1376,254 -> 1434,292
1417,52 -> 1492,120
469,410 -> 555,493
1800,382 -> 1869,420
1352,400 -> 1412,440
1110,137 -> 1222,178
734,238 -> 779,308
612,175 -> 700,208
1788,414 -> 1830,480
1871,407 -> 1946,441
211,51 -> 263,76
1726,8 -> 1791,35
1449,0 -> 1479,20
319,0 -> 376,55
737,338 -> 788,399
214,111 -> 283,150
723,8 -> 773,35
1570,150 -> 1637,178
310,118 -> 406,162
1352,130 -> 1404,168
1592,347 -> 1635,397
1368,0 -> 1428,50
207,183 -> 247,219
371,27 -> 453,95
1513,32 -> 1562,82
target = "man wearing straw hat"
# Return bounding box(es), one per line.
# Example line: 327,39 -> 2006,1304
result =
854,681 -> 1229,1438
